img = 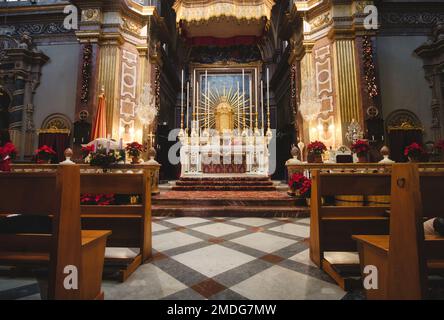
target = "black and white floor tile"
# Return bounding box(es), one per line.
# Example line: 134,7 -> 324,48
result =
0,217 -> 347,300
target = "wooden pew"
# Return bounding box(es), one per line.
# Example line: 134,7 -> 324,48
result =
354,164 -> 444,299
0,166 -> 110,300
310,170 -> 391,290
80,171 -> 152,282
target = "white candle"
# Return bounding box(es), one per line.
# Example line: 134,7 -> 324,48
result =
261,80 -> 264,132
106,141 -> 110,153
193,69 -> 196,120
242,69 -> 245,117
119,138 -> 123,150
205,70 -> 208,129
186,81 -> 190,132
255,68 -> 258,126
267,68 -> 270,129
237,81 -> 240,131
249,78 -> 253,130
197,81 -> 199,129
181,69 -> 184,128
207,80 -> 210,129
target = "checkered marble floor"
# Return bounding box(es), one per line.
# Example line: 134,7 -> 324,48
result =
0,217 -> 348,300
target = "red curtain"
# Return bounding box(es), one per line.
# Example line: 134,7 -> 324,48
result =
187,36 -> 259,47
38,133 -> 70,163
91,94 -> 107,140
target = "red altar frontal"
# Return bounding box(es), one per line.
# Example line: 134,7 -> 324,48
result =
202,154 -> 247,174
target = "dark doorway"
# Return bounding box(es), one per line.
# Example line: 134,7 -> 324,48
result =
0,89 -> 10,131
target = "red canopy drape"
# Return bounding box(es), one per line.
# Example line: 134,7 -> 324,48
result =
91,94 -> 107,140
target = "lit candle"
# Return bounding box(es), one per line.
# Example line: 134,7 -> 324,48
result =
193,69 -> 196,120
106,141 -> 110,153
207,80 -> 210,130
237,81 -> 240,131
242,69 -> 245,118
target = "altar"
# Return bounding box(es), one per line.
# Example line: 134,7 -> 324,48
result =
177,67 -> 273,177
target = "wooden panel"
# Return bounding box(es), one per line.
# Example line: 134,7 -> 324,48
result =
0,173 -> 56,215
0,234 -> 51,252
321,219 -> 389,251
82,218 -> 141,248
81,205 -> 143,215
321,206 -> 389,218
420,174 -> 444,218
319,174 -> 391,196
80,174 -> 144,194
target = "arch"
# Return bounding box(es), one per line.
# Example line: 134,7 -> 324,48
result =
385,109 -> 423,131
40,113 -> 72,134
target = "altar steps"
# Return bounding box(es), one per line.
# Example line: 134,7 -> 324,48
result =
152,191 -> 309,218
172,176 -> 276,192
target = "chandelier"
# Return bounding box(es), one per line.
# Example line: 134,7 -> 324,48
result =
136,83 -> 157,127
299,73 -> 321,122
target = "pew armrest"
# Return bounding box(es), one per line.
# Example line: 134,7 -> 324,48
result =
352,235 -> 390,253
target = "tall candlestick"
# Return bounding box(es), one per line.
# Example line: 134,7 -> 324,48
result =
261,80 -> 264,132
255,68 -> 258,129
196,81 -> 199,128
267,68 -> 270,130
207,81 -> 210,130
205,70 -> 208,130
237,81 -> 240,132
181,69 -> 184,129
249,78 -> 253,130
193,69 -> 196,121
186,81 -> 190,133
242,69 -> 245,122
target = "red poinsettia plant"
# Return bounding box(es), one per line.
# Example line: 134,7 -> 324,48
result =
35,145 -> 56,163
0,142 -> 17,172
351,139 -> 370,157
81,193 -> 115,206
81,144 -> 95,159
126,142 -> 146,158
307,141 -> 327,155
288,173 -> 312,198
404,142 -> 423,160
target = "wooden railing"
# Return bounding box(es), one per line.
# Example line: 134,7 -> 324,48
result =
11,163 -> 161,195
286,162 -> 444,192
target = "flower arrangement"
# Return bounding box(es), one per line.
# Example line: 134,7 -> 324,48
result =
126,142 -> 146,164
288,173 -> 312,198
307,141 -> 327,155
81,193 -> 115,206
35,145 -> 56,163
404,142 -> 423,161
351,139 -> 370,157
85,148 -> 125,168
0,142 -> 17,172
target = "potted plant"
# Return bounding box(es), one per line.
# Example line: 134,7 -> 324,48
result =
288,173 -> 312,206
307,141 -> 327,163
0,142 -> 17,172
126,142 -> 146,164
404,142 -> 423,162
85,147 -> 124,171
435,140 -> 444,162
351,139 -> 370,163
35,145 -> 56,164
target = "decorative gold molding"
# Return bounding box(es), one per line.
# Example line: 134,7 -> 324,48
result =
38,128 -> 70,135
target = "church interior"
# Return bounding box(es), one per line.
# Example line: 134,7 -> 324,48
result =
0,0 -> 444,302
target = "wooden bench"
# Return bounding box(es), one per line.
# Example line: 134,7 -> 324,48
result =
354,164 -> 444,299
0,165 -> 110,300
310,170 -> 391,290
80,171 -> 152,282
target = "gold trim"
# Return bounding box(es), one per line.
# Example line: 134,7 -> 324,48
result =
38,128 -> 70,135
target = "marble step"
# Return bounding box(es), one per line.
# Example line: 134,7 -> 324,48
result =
152,205 -> 309,218
175,180 -> 274,186
180,176 -> 271,182
152,196 -> 303,207
172,185 -> 277,191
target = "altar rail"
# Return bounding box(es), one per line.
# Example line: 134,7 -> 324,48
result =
10,163 -> 161,195
286,162 -> 444,193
